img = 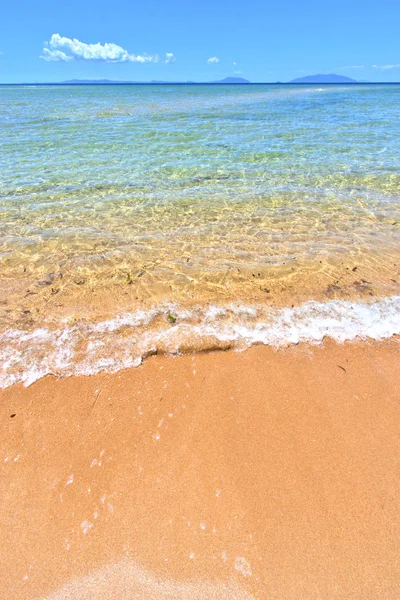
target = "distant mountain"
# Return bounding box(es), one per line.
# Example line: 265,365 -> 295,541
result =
213,77 -> 250,84
289,74 -> 358,84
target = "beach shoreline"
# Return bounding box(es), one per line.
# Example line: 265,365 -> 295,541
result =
1,337 -> 399,599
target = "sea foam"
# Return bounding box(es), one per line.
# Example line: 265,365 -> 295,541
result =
0,296 -> 399,389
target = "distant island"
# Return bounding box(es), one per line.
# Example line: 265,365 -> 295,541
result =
8,76 -> 400,86
289,74 -> 359,84
212,77 -> 250,84
62,77 -> 251,85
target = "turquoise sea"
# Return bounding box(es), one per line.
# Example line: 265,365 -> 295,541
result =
0,84 -> 399,386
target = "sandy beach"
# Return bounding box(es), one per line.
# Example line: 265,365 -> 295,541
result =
1,337 -> 399,599
1,32 -> 400,600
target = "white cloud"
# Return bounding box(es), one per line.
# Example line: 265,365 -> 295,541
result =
165,53 -> 176,64
41,34 -> 160,63
41,48 -> 73,62
233,70 -> 242,74
233,61 -> 237,66
372,63 -> 400,70
207,56 -> 219,64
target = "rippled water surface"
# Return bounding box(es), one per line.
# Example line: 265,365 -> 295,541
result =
0,83 -> 399,385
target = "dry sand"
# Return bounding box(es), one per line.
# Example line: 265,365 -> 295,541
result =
1,338 -> 400,599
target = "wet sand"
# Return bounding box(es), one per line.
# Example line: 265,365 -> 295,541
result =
1,338 -> 400,599
2,250 -> 399,333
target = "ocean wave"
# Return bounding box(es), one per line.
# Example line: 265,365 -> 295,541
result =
0,296 -> 399,388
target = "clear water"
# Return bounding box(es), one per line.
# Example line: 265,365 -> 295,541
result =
0,84 -> 399,386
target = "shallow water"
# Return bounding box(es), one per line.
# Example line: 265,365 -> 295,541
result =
0,84 -> 399,385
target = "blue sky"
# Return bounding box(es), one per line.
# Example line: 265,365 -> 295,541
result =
0,0 -> 399,83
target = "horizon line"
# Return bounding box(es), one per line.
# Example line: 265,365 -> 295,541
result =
1,81 -> 400,86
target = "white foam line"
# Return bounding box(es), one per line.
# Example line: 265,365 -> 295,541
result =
0,297 -> 399,389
